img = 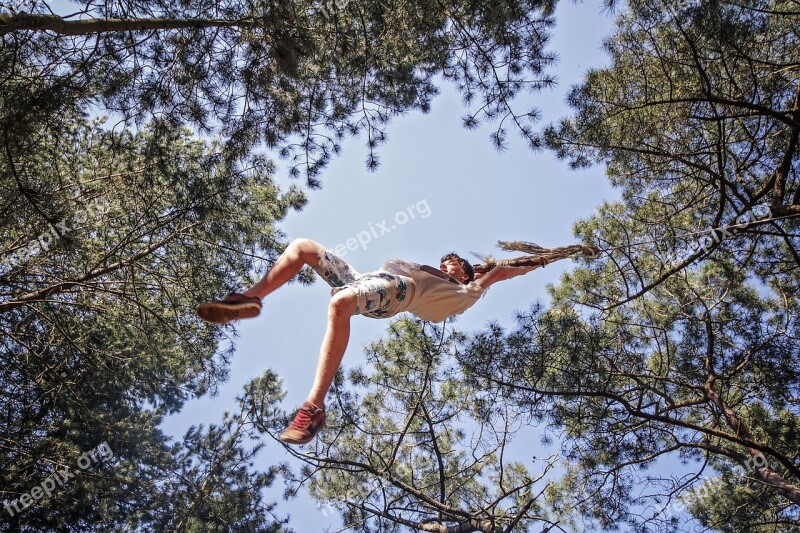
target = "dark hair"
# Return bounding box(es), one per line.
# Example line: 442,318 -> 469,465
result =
440,252 -> 475,283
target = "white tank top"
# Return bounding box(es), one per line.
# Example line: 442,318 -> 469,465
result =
379,259 -> 486,322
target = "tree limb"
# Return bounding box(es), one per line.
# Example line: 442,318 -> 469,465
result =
0,13 -> 250,36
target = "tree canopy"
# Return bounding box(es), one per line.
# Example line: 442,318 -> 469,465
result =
2,0 -> 561,530
2,0 -> 799,531
280,319 -> 565,532
0,106 -> 301,529
491,0 -> 799,530
1,0 -> 558,185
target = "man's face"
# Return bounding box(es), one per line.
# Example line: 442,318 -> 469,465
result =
440,259 -> 468,283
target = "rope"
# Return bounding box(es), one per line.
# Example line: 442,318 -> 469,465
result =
473,212 -> 800,271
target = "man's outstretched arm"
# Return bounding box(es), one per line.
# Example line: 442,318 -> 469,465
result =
473,263 -> 539,290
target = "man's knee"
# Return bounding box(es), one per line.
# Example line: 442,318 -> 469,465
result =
329,290 -> 357,318
289,238 -> 324,265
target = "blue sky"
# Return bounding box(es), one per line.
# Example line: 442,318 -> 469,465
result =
163,2 -> 620,530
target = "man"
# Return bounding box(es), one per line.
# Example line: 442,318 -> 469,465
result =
197,238 -> 540,445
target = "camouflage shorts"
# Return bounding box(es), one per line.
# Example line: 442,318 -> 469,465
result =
312,250 -> 411,318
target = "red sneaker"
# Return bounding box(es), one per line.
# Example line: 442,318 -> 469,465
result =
279,402 -> 326,445
196,292 -> 262,324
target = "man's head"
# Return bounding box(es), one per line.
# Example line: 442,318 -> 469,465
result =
440,253 -> 475,284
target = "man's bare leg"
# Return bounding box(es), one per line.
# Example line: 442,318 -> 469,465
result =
244,238 -> 327,299
279,289 -> 358,444
307,289 -> 357,407
197,238 -> 327,323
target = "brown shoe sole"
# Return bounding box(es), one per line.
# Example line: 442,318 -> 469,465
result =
197,301 -> 261,324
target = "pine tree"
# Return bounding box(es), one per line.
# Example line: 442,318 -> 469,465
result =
0,102 -> 302,530
1,0 -> 565,528
2,0 -> 559,185
278,318 -> 563,532
458,1 -> 800,530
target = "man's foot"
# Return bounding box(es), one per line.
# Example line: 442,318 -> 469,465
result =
279,401 -> 326,445
196,292 -> 262,324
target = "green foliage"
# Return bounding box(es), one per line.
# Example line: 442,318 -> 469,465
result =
5,0 -> 798,531
456,1 -> 800,530
0,102 -> 301,529
2,0 -> 558,185
151,369 -> 289,533
1,0 -> 566,529
280,318 -> 561,532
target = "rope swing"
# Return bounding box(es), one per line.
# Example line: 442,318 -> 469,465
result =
472,241 -> 599,274
471,210 -> 800,275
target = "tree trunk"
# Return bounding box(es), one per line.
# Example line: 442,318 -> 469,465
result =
0,13 -> 245,36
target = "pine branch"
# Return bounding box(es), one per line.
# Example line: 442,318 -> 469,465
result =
0,13 -> 251,36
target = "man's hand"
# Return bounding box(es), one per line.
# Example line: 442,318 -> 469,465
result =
493,264 -> 538,279
474,263 -> 538,290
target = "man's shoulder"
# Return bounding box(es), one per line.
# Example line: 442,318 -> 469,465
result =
380,259 -> 420,274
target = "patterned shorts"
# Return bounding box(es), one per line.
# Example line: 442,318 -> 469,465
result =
312,250 -> 411,318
